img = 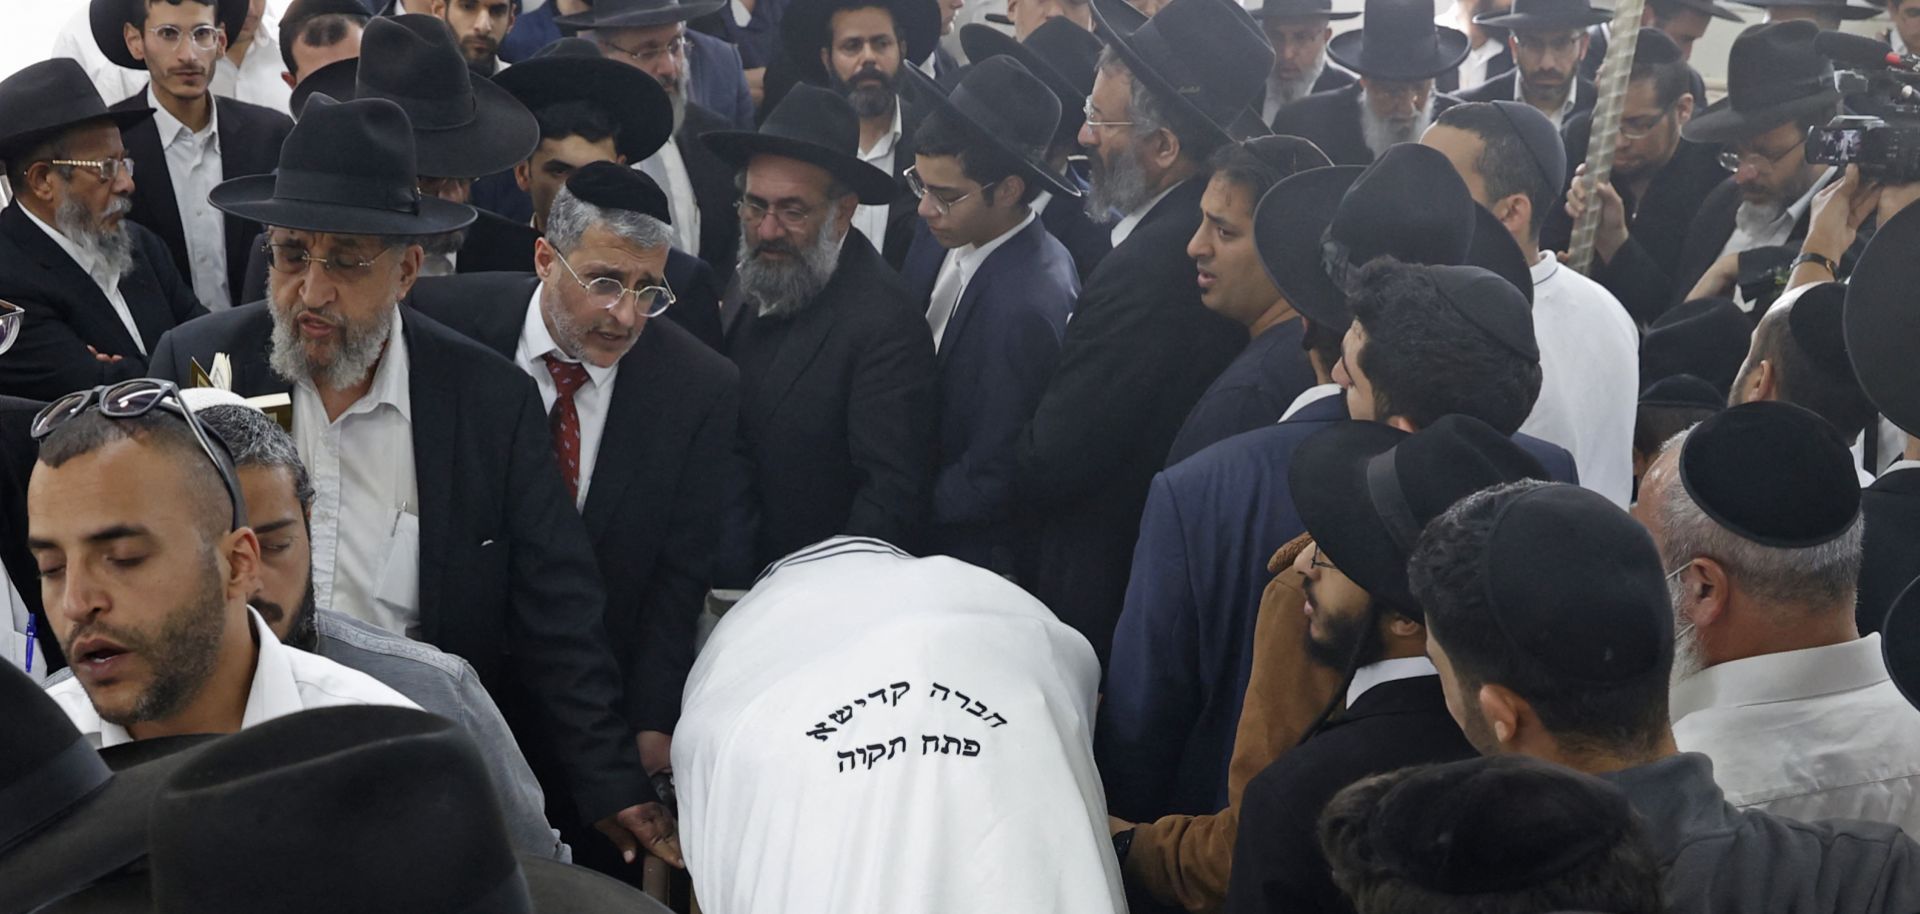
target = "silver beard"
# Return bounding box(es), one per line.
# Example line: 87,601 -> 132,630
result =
1357,90 -> 1435,158
1266,52 -> 1327,112
1734,199 -> 1787,240
1085,144 -> 1153,224
55,194 -> 135,282
667,79 -> 689,136
268,296 -> 397,391
737,222 -> 842,318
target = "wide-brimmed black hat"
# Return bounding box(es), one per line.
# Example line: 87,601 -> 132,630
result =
1640,297 -> 1750,396
782,0 -> 943,86
91,0 -> 251,70
1728,0 -> 1878,18
555,0 -> 729,28
1291,415 -> 1549,613
704,83 -> 900,203
900,57 -> 1079,197
1091,0 -> 1276,147
1884,574 -> 1920,713
959,19 -> 1102,143
1665,0 -> 1747,21
352,15 -> 540,178
494,38 -> 674,163
0,59 -> 153,166
1475,0 -> 1610,31
1091,0 -> 1150,37
1255,143 -> 1531,331
289,55 -> 357,121
1845,200 -> 1920,436
1250,0 -> 1362,20
0,663 -> 220,913
1329,0 -> 1470,81
1683,21 -> 1842,144
211,94 -> 478,235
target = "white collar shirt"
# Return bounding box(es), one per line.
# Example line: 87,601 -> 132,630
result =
19,204 -> 146,355
1029,188 -> 1054,218
853,104 -> 904,247
926,209 -> 1035,349
1672,633 -> 1920,834
515,282 -> 618,510
1345,656 -> 1437,707
147,86 -> 230,312
4,573 -> 42,684
1456,34 -> 1507,91
1517,252 -> 1639,506
292,310 -> 422,636
1513,70 -> 1583,128
1885,458 -> 1920,475
1720,167 -> 1836,270
1110,182 -> 1181,248
636,144 -> 702,255
210,33 -> 294,115
1279,382 -> 1342,421
46,607 -> 419,749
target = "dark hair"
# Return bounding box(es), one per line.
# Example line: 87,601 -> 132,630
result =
534,99 -> 621,147
1434,103 -> 1554,240
279,11 -> 368,76
1302,316 -> 1345,372
1097,47 -> 1227,166
1408,480 -> 1675,757
134,0 -> 219,30
1207,140 -> 1322,203
1630,47 -> 1692,110
1350,259 -> 1543,435
910,107 -> 1044,205
1749,312 -> 1878,440
195,405 -> 315,510
1633,403 -> 1716,457
35,409 -> 232,541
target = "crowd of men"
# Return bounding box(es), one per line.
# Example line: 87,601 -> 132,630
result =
7,0 -> 1920,910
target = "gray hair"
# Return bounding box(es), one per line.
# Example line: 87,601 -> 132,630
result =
545,184 -> 676,255
195,405 -> 315,510
1652,426 -> 1863,614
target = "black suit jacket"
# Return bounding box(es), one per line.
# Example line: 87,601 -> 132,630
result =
1014,177 -> 1245,664
1042,165 -> 1111,285
410,272 -> 741,732
679,102 -> 744,283
1669,176 -> 1814,313
1438,45 -> 1512,93
724,229 -> 938,578
1251,65 -> 1356,124
111,93 -> 293,309
0,396 -> 54,668
1269,84 -> 1463,166
1859,467 -> 1920,636
146,304 -> 649,822
1455,69 -> 1599,124
878,100 -> 929,269
0,203 -> 205,401
1224,676 -> 1478,914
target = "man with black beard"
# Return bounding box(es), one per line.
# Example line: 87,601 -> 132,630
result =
1270,0 -> 1468,165
1455,0 -> 1606,128
0,60 -> 205,402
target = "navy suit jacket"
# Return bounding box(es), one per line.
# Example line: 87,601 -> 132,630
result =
688,29 -> 757,129
901,218 -> 1079,574
1095,393 -> 1578,821
1040,167 -> 1110,285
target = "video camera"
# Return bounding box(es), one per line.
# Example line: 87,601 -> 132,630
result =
1807,31 -> 1920,182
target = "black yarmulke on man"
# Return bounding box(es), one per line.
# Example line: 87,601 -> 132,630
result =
1678,401 -> 1861,549
563,162 -> 672,225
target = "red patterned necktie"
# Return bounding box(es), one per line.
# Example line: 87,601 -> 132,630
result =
542,354 -> 592,501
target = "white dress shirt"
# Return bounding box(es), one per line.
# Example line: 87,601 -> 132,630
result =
210,33 -> 294,115
925,209 -> 1035,350
1029,188 -> 1054,218
52,7 -> 148,108
1673,634 -> 1920,835
19,205 -> 146,355
4,574 -> 43,684
1346,656 -> 1438,707
514,283 -> 618,510
1518,252 -> 1638,507
1455,35 -> 1507,92
1110,182 -> 1181,248
147,87 -> 230,311
1280,382 -> 1342,422
637,143 -> 702,255
46,607 -> 419,749
293,309 -> 422,636
853,104 -> 904,246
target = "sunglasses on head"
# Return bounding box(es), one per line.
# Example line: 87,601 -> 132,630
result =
31,379 -> 247,532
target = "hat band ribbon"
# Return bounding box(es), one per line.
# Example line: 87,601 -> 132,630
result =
0,736 -> 112,854
275,168 -> 422,216
950,87 -> 1051,162
369,86 -> 479,131
1127,28 -> 1214,119
1365,449 -> 1424,555
1729,74 -> 1834,111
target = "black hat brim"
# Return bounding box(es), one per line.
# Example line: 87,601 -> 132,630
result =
289,56 -> 358,122
1845,200 -> 1920,436
1326,25 -> 1472,81
91,0 -> 251,70
493,57 -> 675,163
1726,0 -> 1880,16
702,130 -> 900,204
958,24 -> 1086,106
1257,164 -> 1364,331
210,174 -> 480,236
0,107 -> 155,167
782,0 -> 943,86
1681,88 -> 1844,144
554,0 -> 729,27
1883,574 -> 1920,708
1290,421 -> 1422,609
402,75 -> 542,179
1091,0 -> 1246,148
898,64 -> 1081,197
1473,7 -> 1613,28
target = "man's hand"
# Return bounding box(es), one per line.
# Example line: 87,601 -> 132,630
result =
1803,165 -> 1879,266
638,730 -> 672,777
1564,163 -> 1629,263
86,345 -> 122,364
1687,252 -> 1742,302
1108,815 -> 1135,836
594,802 -> 685,869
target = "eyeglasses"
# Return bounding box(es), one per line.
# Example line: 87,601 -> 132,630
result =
1082,99 -> 1135,132
737,195 -> 824,231
264,241 -> 395,279
47,157 -> 135,183
145,23 -> 223,54
1512,31 -> 1583,55
31,379 -> 246,531
600,35 -> 689,66
904,166 -> 998,216
0,299 -> 21,357
1718,137 -> 1806,173
1618,104 -> 1676,141
553,250 -> 676,318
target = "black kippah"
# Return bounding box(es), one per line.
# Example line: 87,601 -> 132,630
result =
1424,264 -> 1540,362
564,161 -> 672,225
1785,282 -> 1856,384
1634,27 -> 1684,66
1639,374 -> 1725,410
1678,401 -> 1861,548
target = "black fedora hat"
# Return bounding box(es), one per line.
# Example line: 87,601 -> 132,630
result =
1884,574 -> 1920,712
704,83 -> 900,203
353,15 -> 540,178
90,0 -> 251,70
1845,200 -> 1920,436
1640,297 -> 1750,396
1474,0 -> 1611,31
782,0 -> 943,86
1664,0 -> 1748,20
494,38 -> 675,163
1092,0 -> 1150,37
1250,0 -> 1363,20
0,59 -> 153,166
289,55 -> 357,121
1728,0 -> 1879,18
211,94 -> 478,235
1329,0 -> 1470,81
0,662 -> 219,913
1683,21 -> 1842,144
1291,415 -> 1549,613
1091,0 -> 1276,147
900,57 -> 1080,196
959,19 -> 1103,142
554,0 -> 729,28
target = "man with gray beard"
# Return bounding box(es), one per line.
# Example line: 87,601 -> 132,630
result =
1269,0 -> 1468,165
0,60 -> 204,402
1253,0 -> 1358,124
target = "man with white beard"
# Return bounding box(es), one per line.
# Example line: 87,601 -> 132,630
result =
0,59 -> 205,402
1253,0 -> 1359,125
1633,401 -> 1920,835
1270,0 -> 1468,164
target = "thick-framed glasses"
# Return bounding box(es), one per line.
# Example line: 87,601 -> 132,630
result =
145,23 -> 223,54
737,195 -> 823,232
47,157 -> 134,183
31,379 -> 246,531
600,35 -> 689,67
1618,104 -> 1676,141
554,250 -> 676,318
1512,31 -> 1583,56
904,166 -> 998,216
0,299 -> 22,357
264,242 -> 394,279
1082,99 -> 1135,133
1718,137 -> 1806,173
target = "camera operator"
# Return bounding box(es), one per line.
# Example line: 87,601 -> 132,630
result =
1787,164 -> 1920,288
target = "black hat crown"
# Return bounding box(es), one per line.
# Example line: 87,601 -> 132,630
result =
959,19 -> 1103,143
0,58 -> 152,166
359,15 -> 482,132
0,662 -> 106,857
1332,144 -> 1474,270
951,58 -> 1060,162
703,84 -> 900,204
1098,0 -> 1275,143
1329,0 -> 1472,80
1727,21 -> 1834,114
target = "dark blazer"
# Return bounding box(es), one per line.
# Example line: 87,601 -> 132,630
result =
1455,69 -> 1599,124
110,93 -> 293,309
1224,676 -> 1478,914
678,102 -> 744,283
1165,319 -> 1317,467
901,218 -> 1079,575
688,28 -> 758,130
1014,176 -> 1246,665
1859,466 -> 1920,636
878,100 -> 929,269
1251,65 -> 1356,124
1041,165 -> 1110,285
410,271 -> 741,733
1437,45 -> 1512,93
0,396 -> 53,669
1669,176 -> 1810,312
724,229 -> 939,578
1269,84 -> 1463,166
0,202 -> 205,401
1096,392 -> 1576,822
238,209 -> 543,304
146,304 -> 650,823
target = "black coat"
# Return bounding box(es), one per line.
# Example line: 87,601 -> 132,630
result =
1040,173 -> 1111,285
1014,177 -> 1245,664
878,100 -> 929,270
1454,69 -> 1599,124
1252,66 -> 1356,131
1269,84 -> 1463,166
237,209 -> 542,304
145,304 -> 650,823
1437,46 -> 1512,93
679,102 -> 745,283
724,229 -> 939,578
0,202 -> 205,401
110,93 -> 293,309
1669,176 -> 1808,313
1859,467 -> 1920,636
1224,675 -> 1478,914
0,396 -> 53,669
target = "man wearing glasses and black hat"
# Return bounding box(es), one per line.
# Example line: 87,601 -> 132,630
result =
1250,0 -> 1360,123
1270,0 -> 1469,164
1455,0 -> 1604,127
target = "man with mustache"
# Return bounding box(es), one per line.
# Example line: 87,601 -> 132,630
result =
1455,0 -> 1604,128
1270,0 -> 1469,165
0,60 -> 205,402
1253,0 -> 1359,124
442,0 -> 517,75
93,0 -> 293,311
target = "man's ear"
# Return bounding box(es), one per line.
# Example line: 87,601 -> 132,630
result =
1674,91 -> 1696,125
1679,557 -> 1733,631
513,160 -> 532,193
1478,682 -> 1527,749
1496,193 -> 1532,245
1145,125 -> 1182,173
219,526 -> 264,608
1749,357 -> 1777,403
1384,415 -> 1419,433
125,22 -> 148,65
